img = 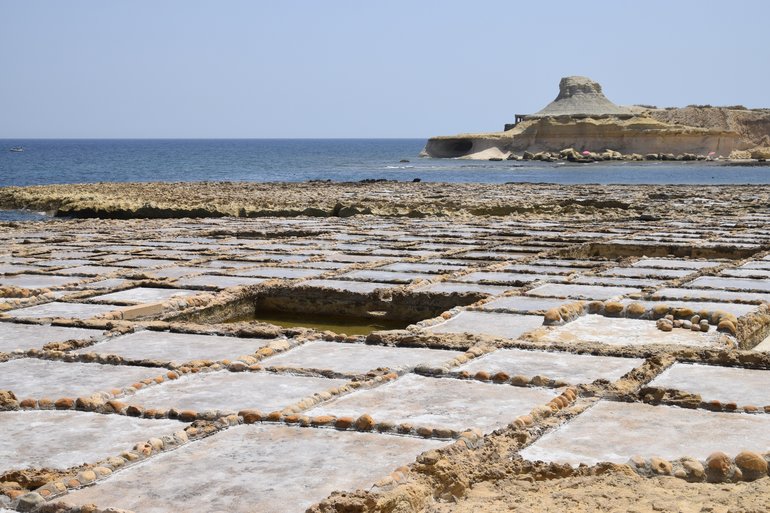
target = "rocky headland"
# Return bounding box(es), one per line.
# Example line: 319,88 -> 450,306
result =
421,76 -> 770,161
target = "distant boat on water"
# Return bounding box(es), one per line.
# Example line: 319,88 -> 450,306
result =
9,146 -> 24,152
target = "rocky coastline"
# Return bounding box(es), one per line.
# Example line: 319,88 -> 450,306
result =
422,76 -> 770,161
2,182 -> 770,220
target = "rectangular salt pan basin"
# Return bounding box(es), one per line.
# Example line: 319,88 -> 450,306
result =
686,276 -> 770,293
457,348 -> 644,385
416,282 -> 511,296
262,341 -> 461,374
452,272 -> 553,285
203,260 -> 259,269
531,259 -> 602,268
325,254 -> 387,263
338,270 -> 436,283
78,278 -> 130,290
377,262 -> 466,273
307,373 -> 556,433
116,258 -> 179,268
0,264 -> 37,274
228,267 -> 325,279
76,330 -> 272,364
299,279 -> 394,294
648,363 -> 770,407
502,264 -> 584,275
5,302 -> 118,320
88,287 -> 199,304
618,299 -> 756,318
569,276 -> 662,288
63,424 -> 446,513
741,261 -> 770,270
652,288 -> 770,303
481,296 -> 569,313
632,259 -> 719,270
0,410 -> 180,473
519,401 -> 770,465
527,283 -> 639,300
176,275 -> 266,289
600,267 -> 692,279
129,371 -> 347,413
146,267 -> 213,279
542,315 -> 723,348
0,274 -> 81,289
0,323 -> 104,353
34,259 -> 92,268
0,359 -> 162,399
55,265 -> 127,276
721,269 -> 770,279
426,311 -> 544,340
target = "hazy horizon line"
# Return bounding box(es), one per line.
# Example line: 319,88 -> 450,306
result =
1,137 -> 429,141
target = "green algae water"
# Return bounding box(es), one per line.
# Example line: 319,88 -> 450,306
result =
227,310 -> 409,336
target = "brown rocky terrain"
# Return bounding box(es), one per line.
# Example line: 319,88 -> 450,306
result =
426,472 -> 770,513
2,181 -> 770,220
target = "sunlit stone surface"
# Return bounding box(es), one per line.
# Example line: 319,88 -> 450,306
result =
520,401 -> 770,465
64,424 -> 446,513
307,374 -> 556,432
0,410 -> 180,473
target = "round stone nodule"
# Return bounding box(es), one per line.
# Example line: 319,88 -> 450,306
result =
543,308 -> 562,324
649,457 -> 672,475
734,451 -> 768,481
717,320 -> 737,335
681,457 -> 705,481
626,302 -> 646,318
674,307 -> 694,319
310,415 -> 335,426
511,375 -> 530,386
706,452 -> 732,481
54,397 -> 74,410
354,413 -> 375,431
334,417 -> 354,430
492,371 -> 510,383
238,409 -> 262,423
651,304 -> 670,318
587,301 -> 604,314
177,410 -> 197,422
416,426 -> 433,438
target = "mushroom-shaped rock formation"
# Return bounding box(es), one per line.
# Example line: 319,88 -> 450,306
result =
531,76 -> 634,118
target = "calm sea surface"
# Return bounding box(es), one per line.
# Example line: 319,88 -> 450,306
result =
1,139 -> 769,188
1,139 -> 768,221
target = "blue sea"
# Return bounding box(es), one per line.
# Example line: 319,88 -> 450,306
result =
1,139 -> 768,221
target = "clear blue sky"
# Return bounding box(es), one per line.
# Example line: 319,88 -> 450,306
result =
2,0 -> 768,138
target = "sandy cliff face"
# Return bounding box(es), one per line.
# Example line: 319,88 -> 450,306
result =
508,116 -> 744,156
647,107 -> 770,147
421,116 -> 744,159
